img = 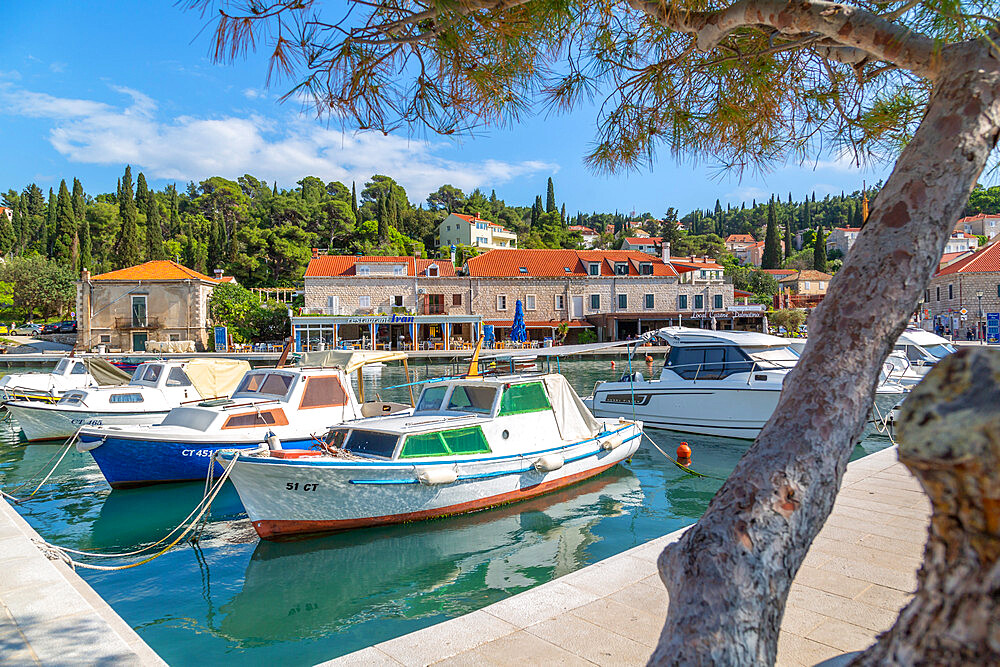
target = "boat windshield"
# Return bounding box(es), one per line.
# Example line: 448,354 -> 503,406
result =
54,359 -> 71,374
415,385 -> 447,411
665,345 -> 755,380
922,343 -> 955,360
130,364 -> 163,386
234,372 -> 295,399
446,385 -> 497,415
331,428 -> 399,458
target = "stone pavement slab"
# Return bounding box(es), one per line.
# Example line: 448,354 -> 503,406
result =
0,495 -> 164,666
322,447 -> 930,667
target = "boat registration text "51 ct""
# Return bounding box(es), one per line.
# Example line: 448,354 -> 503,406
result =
286,482 -> 318,491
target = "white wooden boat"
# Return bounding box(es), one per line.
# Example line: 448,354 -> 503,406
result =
76,351 -> 413,488
0,357 -> 131,403
6,358 -> 250,441
219,372 -> 642,540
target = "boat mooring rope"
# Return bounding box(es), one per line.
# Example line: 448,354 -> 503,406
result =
2,427 -> 86,503
34,453 -> 242,571
868,402 -> 898,445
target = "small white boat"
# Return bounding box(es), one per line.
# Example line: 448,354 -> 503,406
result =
883,327 -> 956,386
6,358 -> 250,441
76,351 -> 413,488
0,357 -> 131,403
583,327 -> 905,439
219,372 -> 642,540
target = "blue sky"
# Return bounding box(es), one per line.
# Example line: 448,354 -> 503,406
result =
1,1 -> 891,216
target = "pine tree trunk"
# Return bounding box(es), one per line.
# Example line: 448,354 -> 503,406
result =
649,43 -> 1000,665
852,348 -> 1000,664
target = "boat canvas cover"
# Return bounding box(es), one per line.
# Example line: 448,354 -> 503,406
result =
541,374 -> 601,441
182,358 -> 252,400
297,350 -> 407,373
83,358 -> 132,386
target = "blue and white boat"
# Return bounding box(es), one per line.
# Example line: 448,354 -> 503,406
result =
77,352 -> 411,488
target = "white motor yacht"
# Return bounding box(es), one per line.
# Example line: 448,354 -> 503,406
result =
0,357 -> 131,403
883,327 -> 956,386
582,327 -> 906,439
6,358 -> 250,441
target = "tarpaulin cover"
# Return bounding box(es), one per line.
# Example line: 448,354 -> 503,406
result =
83,358 -> 132,386
541,374 -> 601,441
182,358 -> 251,400
297,350 -> 407,373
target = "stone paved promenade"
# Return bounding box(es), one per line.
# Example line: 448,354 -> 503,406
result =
325,447 -> 929,666
0,496 -> 164,665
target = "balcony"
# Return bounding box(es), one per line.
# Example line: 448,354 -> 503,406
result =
115,316 -> 161,330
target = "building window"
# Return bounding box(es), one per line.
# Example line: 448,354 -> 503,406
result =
590,294 -> 600,310
497,295 -> 507,311
617,293 -> 627,309
678,294 -> 688,310
452,294 -> 462,306
925,290 -> 930,303
131,295 -> 147,327
817,282 -> 825,290
525,294 -> 536,310
555,294 -> 565,309
169,333 -> 181,341
640,263 -> 653,275
714,294 -> 723,309
949,284 -> 953,299
694,294 -> 704,309
644,294 -> 654,309
589,263 -> 599,276
427,264 -> 439,277
359,295 -> 371,309
358,266 -> 370,276
393,295 -> 404,307
100,334 -> 111,344
803,281 -> 811,290
393,266 -> 404,276
936,287 -> 940,301
427,294 -> 444,314
699,270 -> 706,278
615,263 -> 628,276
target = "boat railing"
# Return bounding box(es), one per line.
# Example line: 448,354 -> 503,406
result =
656,359 -> 796,382
215,398 -> 283,411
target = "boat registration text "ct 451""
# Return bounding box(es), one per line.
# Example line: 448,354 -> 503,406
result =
181,449 -> 217,457
286,482 -> 318,491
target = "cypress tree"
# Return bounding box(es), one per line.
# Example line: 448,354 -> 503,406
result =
45,188 -> 56,254
146,200 -> 166,260
227,220 -> 238,262
79,213 -> 92,271
531,196 -> 542,227
71,178 -> 86,222
272,181 -> 278,197
53,180 -> 76,267
560,203 -> 566,227
136,172 -> 150,216
784,212 -> 793,258
0,208 -> 14,255
208,216 -> 224,269
762,197 -> 782,269
813,226 -> 828,272
113,165 -> 143,269
351,181 -> 358,221
10,199 -> 22,252
545,178 -> 556,213
167,184 -> 181,236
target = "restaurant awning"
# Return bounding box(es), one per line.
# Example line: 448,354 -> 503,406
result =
484,320 -> 593,329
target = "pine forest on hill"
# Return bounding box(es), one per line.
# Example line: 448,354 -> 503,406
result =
3,167 -> 999,297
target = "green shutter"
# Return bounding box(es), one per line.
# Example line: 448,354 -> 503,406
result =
400,426 -> 491,458
498,381 -> 552,416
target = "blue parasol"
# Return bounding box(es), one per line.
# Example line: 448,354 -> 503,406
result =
482,325 -> 495,348
511,300 -> 527,343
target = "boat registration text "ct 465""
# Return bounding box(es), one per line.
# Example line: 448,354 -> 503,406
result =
286,482 -> 318,491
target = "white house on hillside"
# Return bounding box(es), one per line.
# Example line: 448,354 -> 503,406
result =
437,212 -> 517,250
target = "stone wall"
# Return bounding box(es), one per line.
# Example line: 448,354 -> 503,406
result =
926,271 -> 1000,325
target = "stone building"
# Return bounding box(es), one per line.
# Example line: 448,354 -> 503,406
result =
926,240 -> 1000,338
954,213 -> 1000,238
826,227 -> 861,255
77,261 -> 230,352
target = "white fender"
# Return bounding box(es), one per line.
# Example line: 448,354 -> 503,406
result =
76,436 -> 104,452
416,466 -> 458,485
601,434 -> 624,451
533,454 -> 564,472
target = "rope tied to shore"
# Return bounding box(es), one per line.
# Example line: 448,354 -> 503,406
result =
2,427 -> 85,503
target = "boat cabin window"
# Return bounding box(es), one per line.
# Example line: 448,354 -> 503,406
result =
235,372 -> 295,398
400,426 -> 491,458
921,343 -> 955,360
54,359 -> 71,374
70,362 -> 87,375
497,381 -> 551,416
666,346 -> 754,380
335,429 -> 399,458
109,393 -> 144,403
299,375 -> 349,409
416,385 -> 448,411
446,385 -> 498,414
57,391 -> 86,405
222,409 -> 289,429
166,367 -> 193,387
132,364 -> 163,385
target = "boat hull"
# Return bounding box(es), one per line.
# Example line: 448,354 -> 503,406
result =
223,424 -> 643,540
7,403 -> 171,442
79,434 -> 319,489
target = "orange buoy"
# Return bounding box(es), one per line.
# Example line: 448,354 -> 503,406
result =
676,442 -> 692,465
611,360 -> 616,369
645,355 -> 653,364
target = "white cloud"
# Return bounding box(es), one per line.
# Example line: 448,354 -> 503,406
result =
242,88 -> 263,99
0,84 -> 557,201
724,186 -> 770,203
49,62 -> 67,74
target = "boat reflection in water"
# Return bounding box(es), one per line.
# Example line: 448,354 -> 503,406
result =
215,467 -> 642,646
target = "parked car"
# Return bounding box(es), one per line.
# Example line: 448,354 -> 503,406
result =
56,321 -> 77,333
41,323 -> 61,335
11,323 -> 42,336
0,325 -> 9,335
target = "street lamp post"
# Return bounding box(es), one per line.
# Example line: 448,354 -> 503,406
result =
977,290 -> 985,343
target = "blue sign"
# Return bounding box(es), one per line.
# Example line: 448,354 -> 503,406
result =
214,326 -> 228,352
987,313 -> 999,344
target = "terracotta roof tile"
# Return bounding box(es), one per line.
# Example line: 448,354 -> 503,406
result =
624,237 -> 661,244
91,260 -> 221,282
936,240 -> 1000,276
305,255 -> 456,277
465,249 -> 678,277
778,269 -> 832,282
725,234 -> 755,243
760,269 -> 797,276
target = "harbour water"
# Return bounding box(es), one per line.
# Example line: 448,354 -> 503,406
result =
0,359 -> 891,665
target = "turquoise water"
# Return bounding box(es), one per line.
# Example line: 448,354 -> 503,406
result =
0,360 -> 891,665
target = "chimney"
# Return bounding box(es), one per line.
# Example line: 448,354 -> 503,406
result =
81,268 -> 91,282
311,248 -> 319,259
214,268 -> 224,280
661,242 -> 670,263
703,255 -> 708,263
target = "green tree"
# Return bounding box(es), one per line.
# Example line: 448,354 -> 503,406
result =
146,200 -> 166,260
545,177 -> 556,213
71,178 -> 86,222
426,184 -> 466,213
813,226 -> 828,273
0,255 -> 76,319
783,212 -> 792,259
762,198 -> 781,269
136,172 -> 150,216
52,180 -> 77,268
113,166 -> 143,269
